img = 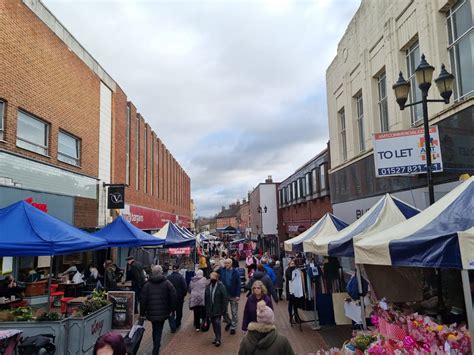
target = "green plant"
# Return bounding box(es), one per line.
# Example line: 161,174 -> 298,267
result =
37,312 -> 61,321
352,334 -> 377,351
10,306 -> 33,321
75,289 -> 110,317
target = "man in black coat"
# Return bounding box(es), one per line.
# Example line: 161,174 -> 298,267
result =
167,264 -> 187,330
140,265 -> 177,355
126,256 -> 146,313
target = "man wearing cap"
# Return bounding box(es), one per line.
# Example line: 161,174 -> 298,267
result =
167,264 -> 187,330
126,256 -> 146,314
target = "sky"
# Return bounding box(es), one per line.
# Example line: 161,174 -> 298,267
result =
44,0 -> 360,217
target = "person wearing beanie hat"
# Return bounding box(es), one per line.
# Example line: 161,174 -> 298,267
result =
238,302 -> 294,355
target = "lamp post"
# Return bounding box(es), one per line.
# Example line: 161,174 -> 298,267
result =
392,54 -> 454,205
393,54 -> 455,322
257,205 -> 267,253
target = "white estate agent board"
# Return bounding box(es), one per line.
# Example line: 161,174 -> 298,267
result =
373,126 -> 443,177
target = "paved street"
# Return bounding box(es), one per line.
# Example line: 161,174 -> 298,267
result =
138,293 -> 351,354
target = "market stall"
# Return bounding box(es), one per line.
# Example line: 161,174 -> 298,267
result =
283,213 -> 347,253
304,194 -> 420,328
0,200 -> 111,353
353,176 -> 474,352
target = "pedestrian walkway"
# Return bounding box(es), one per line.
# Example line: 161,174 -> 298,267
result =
138,295 -> 351,354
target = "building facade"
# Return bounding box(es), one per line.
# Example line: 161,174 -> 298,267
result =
326,0 -> 473,223
277,147 -> 333,241
0,0 -> 192,273
249,176 -> 279,255
216,203 -> 240,230
238,199 -> 251,237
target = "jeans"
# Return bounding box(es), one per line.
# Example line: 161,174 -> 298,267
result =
192,306 -> 205,330
152,320 -> 165,355
211,316 -> 222,341
175,298 -> 184,328
223,297 -> 239,330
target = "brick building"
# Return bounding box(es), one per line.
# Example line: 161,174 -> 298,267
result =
0,0 -> 191,273
216,203 -> 241,230
277,147 -> 332,241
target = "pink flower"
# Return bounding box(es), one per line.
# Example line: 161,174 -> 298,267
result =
403,336 -> 416,349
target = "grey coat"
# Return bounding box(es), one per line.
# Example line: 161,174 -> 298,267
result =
188,275 -> 209,309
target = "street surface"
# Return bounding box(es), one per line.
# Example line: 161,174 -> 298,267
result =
138,292 -> 351,354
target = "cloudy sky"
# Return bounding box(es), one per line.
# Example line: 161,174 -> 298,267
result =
44,0 -> 360,217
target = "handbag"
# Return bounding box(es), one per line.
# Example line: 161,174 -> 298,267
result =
200,317 -> 210,332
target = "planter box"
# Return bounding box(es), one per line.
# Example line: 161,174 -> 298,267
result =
66,304 -> 112,354
0,318 -> 68,353
0,304 -> 112,354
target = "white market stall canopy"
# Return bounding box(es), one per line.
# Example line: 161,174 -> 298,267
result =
283,213 -> 347,252
354,177 -> 474,269
305,194 -> 420,257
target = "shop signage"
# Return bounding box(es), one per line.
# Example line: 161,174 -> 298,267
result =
373,126 -> 443,177
107,186 -> 125,209
107,291 -> 135,330
287,224 -> 308,233
169,247 -> 191,256
24,197 -> 48,212
122,204 -> 191,230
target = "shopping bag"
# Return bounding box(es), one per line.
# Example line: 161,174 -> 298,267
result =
124,319 -> 145,355
169,312 -> 177,333
200,317 -> 210,332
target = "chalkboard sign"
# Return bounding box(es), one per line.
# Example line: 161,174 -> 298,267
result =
107,291 -> 135,330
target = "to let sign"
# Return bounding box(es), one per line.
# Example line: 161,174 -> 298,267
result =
373,126 -> 443,177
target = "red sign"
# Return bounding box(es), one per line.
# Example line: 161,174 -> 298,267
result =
122,205 -> 177,230
25,197 -> 48,213
168,247 -> 191,256
177,215 -> 191,229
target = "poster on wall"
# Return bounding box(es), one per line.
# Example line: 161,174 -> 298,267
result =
373,126 -> 443,177
1,257 -> 13,274
107,291 -> 135,330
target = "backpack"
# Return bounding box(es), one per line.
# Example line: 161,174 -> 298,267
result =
346,273 -> 368,301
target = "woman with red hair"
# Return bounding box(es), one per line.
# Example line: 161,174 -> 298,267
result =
93,332 -> 126,355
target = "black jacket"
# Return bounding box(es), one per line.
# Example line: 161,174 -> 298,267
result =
167,271 -> 187,301
140,275 -> 177,322
205,281 -> 228,317
285,267 -> 295,297
128,261 -> 146,289
246,271 -> 277,303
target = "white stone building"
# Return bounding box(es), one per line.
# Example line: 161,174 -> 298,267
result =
326,0 -> 473,223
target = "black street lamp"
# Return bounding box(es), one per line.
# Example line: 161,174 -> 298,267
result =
392,54 -> 455,206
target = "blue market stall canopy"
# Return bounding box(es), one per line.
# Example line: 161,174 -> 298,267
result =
93,215 -> 165,247
177,225 -> 194,239
153,222 -> 196,248
284,213 -> 347,252
355,177 -> 474,269
306,194 -> 420,257
0,201 -> 108,256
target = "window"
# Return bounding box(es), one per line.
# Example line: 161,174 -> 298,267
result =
320,164 -> 327,190
292,181 -> 296,201
0,100 -> 4,140
377,72 -> 389,132
339,108 -> 347,161
296,180 -> 300,199
151,138 -> 154,196
447,0 -> 473,99
355,93 -> 365,152
58,131 -> 80,166
135,115 -> 140,190
300,178 -> 306,197
306,173 -> 312,195
125,105 -> 131,185
16,111 -> 49,155
312,168 -> 318,193
406,42 -> 423,124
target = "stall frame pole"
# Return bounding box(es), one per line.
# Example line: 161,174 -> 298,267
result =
461,270 -> 474,352
356,264 -> 367,330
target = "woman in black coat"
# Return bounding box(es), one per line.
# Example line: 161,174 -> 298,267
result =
205,272 -> 228,347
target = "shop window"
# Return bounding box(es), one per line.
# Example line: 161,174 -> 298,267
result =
447,0 -> 473,99
58,130 -> 80,166
406,41 -> 423,125
16,110 -> 49,156
377,71 -> 389,132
